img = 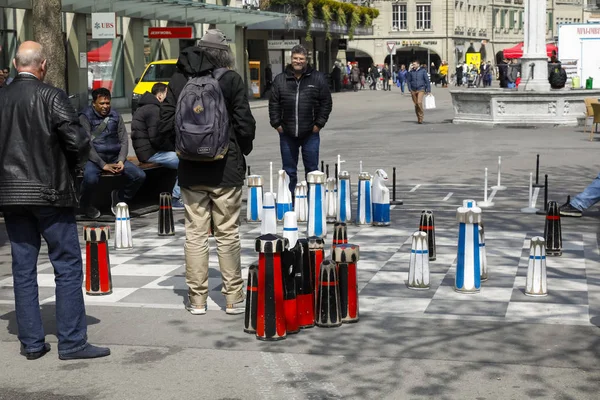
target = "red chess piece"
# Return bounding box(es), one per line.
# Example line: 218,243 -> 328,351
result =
333,243 -> 360,323
282,247 -> 299,334
295,239 -> 314,329
308,236 -> 325,314
255,234 -> 287,341
84,225 -> 112,295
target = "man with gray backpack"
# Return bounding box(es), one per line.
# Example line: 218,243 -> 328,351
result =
158,29 -> 256,315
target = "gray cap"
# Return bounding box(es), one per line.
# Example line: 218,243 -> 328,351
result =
199,29 -> 229,50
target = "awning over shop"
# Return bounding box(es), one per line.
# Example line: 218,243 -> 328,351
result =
502,42 -> 558,59
0,0 -> 286,27
87,41 -> 112,63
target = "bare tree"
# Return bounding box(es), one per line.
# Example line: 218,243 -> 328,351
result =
33,0 -> 65,90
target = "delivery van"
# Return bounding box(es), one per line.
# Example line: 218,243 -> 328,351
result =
131,59 -> 177,113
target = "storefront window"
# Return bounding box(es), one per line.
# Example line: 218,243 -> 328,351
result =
0,11 -> 17,73
86,16 -> 124,98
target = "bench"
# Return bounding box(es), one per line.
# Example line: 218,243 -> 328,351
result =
76,156 -> 177,213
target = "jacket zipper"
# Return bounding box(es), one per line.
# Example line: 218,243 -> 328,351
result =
295,78 -> 301,137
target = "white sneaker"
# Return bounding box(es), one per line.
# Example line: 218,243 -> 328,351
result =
186,303 -> 207,315
226,300 -> 246,315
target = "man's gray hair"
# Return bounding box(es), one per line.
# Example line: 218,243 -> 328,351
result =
203,47 -> 235,70
291,45 -> 308,57
15,45 -> 45,68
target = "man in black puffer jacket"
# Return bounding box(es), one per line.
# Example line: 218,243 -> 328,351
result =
131,83 -> 183,209
157,29 -> 255,316
269,44 -> 333,194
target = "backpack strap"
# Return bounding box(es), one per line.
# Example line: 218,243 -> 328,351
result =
91,117 -> 110,141
211,68 -> 231,81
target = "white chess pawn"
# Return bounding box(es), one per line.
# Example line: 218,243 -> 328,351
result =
526,237 -> 548,296
246,175 -> 263,223
455,204 -> 482,293
115,202 -> 133,250
294,182 -> 308,223
356,172 -> 372,225
372,169 -> 391,226
325,177 -> 337,224
307,171 -> 327,238
276,170 -> 293,221
337,171 -> 352,223
261,192 -> 277,235
408,231 -> 430,289
282,211 -> 299,248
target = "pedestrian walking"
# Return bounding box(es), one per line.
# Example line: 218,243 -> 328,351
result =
397,64 -> 407,93
0,41 -> 110,361
131,83 -> 183,209
269,44 -> 333,194
351,63 -> 360,92
158,29 -> 256,315
406,60 -> 431,124
369,63 -> 379,90
360,72 -> 366,90
439,61 -> 448,88
381,63 -> 391,91
79,88 -> 146,219
456,63 -> 463,86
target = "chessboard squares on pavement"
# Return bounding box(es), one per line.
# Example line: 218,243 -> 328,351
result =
360,272 -> 445,298
143,275 -> 188,291
433,284 -> 514,302
0,273 -> 57,288
504,302 -> 590,325
0,286 -> 55,302
359,296 -> 431,315
128,237 -> 179,247
142,246 -> 185,257
110,263 -> 182,276
41,287 -> 139,304
522,238 -> 584,251
119,288 -> 187,306
425,299 -> 509,317
510,288 -> 589,305
515,266 -> 587,280
513,276 -> 588,292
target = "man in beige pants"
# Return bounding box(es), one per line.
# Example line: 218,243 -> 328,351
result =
406,60 -> 431,124
158,30 -> 256,314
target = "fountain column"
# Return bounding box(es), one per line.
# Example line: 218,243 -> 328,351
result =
520,0 -> 550,91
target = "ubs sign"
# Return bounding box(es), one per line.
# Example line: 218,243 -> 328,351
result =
92,13 -> 116,39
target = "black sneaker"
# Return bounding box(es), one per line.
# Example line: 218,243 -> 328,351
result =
59,344 -> 110,360
22,343 -> 51,360
84,206 -> 101,219
559,201 -> 582,217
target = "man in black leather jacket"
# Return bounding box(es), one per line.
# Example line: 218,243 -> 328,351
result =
0,41 -> 110,360
269,44 -> 333,194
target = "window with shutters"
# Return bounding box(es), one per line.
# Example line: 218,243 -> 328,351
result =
416,4 -> 431,30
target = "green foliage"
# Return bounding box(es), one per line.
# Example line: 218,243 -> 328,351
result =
306,1 -> 314,42
349,10 -> 361,41
270,0 -> 306,6
336,6 -> 347,28
322,4 -> 332,41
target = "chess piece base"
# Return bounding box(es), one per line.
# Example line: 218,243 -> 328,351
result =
86,290 -> 113,296
521,207 -> 539,214
407,285 -> 430,291
478,201 -> 494,208
525,291 -> 548,297
491,185 -> 507,191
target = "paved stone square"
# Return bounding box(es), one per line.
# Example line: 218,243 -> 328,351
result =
1,88 -> 600,400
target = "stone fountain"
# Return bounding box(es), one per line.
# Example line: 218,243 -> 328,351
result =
451,0 -> 600,126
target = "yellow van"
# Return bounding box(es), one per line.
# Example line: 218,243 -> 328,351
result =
131,59 -> 178,112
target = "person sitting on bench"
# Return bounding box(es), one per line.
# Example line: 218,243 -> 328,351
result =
79,88 -> 146,219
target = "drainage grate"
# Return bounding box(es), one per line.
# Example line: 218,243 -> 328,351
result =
505,125 -> 539,129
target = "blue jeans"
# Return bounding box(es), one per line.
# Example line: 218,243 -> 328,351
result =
2,206 -> 88,355
398,80 -> 406,93
148,151 -> 180,199
80,159 -> 146,208
572,172 -> 600,210
279,132 -> 320,194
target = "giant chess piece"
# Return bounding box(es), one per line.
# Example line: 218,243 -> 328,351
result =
282,211 -> 298,248
337,171 -> 352,223
356,172 -> 373,225
84,225 -> 112,295
295,239 -> 314,328
372,169 -> 391,226
455,204 -> 482,294
260,192 -> 277,235
308,236 -> 325,313
463,199 -> 477,208
244,262 -> 259,334
276,170 -> 293,221
246,175 -> 263,223
332,222 -> 348,246
315,259 -> 342,328
526,236 -> 548,296
418,210 -> 436,261
544,201 -> 562,256
158,192 -> 175,236
325,177 -> 337,224
479,222 -> 488,282
115,203 -> 133,250
281,211 -> 300,333
294,182 -> 308,223
255,234 -> 288,341
408,231 -> 430,289
307,171 -> 327,238
332,243 -> 360,323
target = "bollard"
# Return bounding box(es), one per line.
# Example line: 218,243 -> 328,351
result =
337,171 -> 352,223
390,167 -> 404,206
491,156 -> 507,190
307,171 -> 327,238
260,192 -> 277,235
158,192 -> 175,236
243,262 -> 258,334
372,169 -> 391,226
332,243 -> 360,323
308,236 -> 325,313
455,204 -> 482,294
294,182 -> 308,223
407,231 -> 430,289
418,210 -> 436,261
544,201 -> 562,256
526,237 -> 548,296
326,164 -> 329,179
315,259 -> 342,328
295,239 -> 314,328
479,168 -> 494,208
356,172 -> 373,225
332,222 -> 348,246
479,222 -> 488,282
84,225 -> 112,295
115,203 -> 133,250
247,166 -> 251,176
321,160 -> 324,173
334,163 -> 338,180
521,172 -> 539,213
533,154 -> 544,188
276,170 -> 293,221
325,177 -> 337,224
536,174 -> 550,215
246,175 -> 263,223
255,234 -> 288,341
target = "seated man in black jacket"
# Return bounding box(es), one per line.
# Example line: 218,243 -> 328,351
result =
79,88 -> 146,218
131,83 -> 183,209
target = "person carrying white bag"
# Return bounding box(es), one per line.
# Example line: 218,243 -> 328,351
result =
424,93 -> 436,110
406,59 -> 431,124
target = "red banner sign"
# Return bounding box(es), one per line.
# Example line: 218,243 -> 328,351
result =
148,27 -> 193,39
